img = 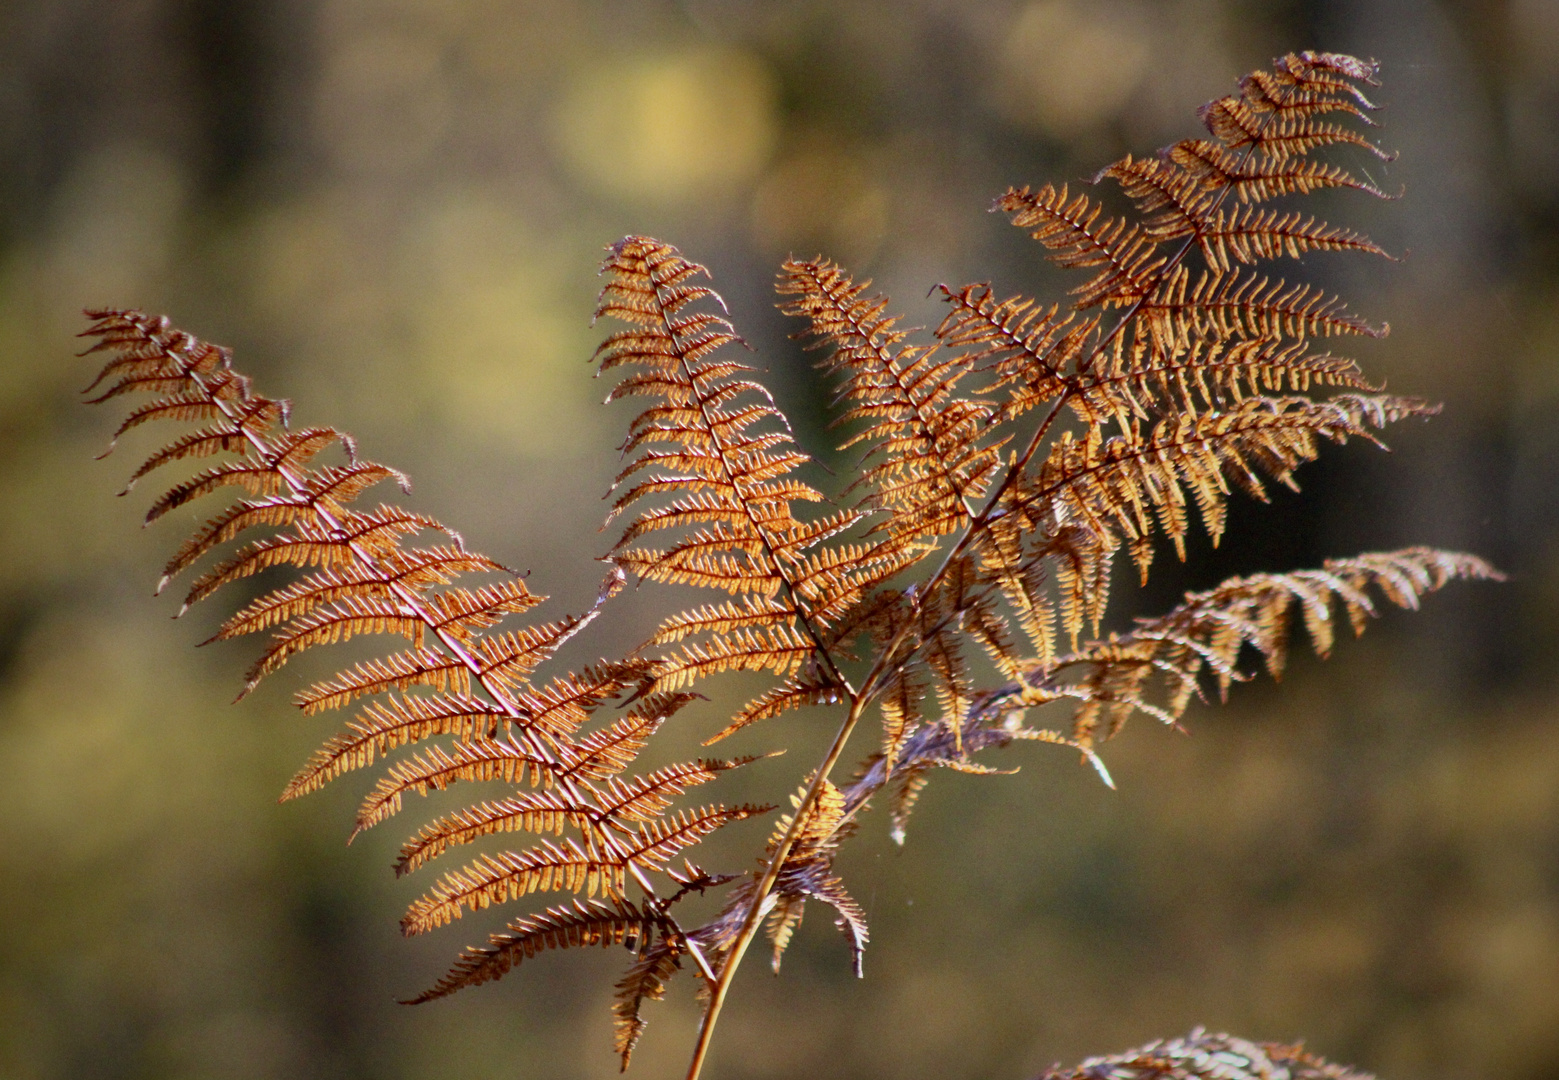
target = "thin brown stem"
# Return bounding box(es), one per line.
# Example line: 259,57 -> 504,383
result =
683,690 -> 870,1080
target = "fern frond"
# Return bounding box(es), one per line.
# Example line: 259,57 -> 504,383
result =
996,184 -> 1165,310
403,838 -> 626,933
592,757 -> 765,824
81,309 -> 769,1022
1040,1029 -> 1373,1080
1024,394 -> 1435,577
779,257 -> 1001,546
1198,205 -> 1388,274
82,51 -> 1506,1079
1013,548 -> 1498,754
356,739 -> 562,833
1207,54 -> 1386,151
613,937 -> 685,1070
396,790 -> 609,875
705,676 -> 845,743
295,647 -> 473,714
280,692 -> 511,801
1141,267 -> 1386,349
933,282 -> 1097,420
626,803 -> 772,870
407,898 -> 658,1005
1167,138 -> 1391,203
561,698 -> 686,781
595,237 -> 857,718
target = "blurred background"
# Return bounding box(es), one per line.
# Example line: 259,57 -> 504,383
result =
1,0 -> 1557,1078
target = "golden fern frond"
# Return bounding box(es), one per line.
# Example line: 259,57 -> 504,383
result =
1199,51 -> 1389,162
751,776 -> 869,975
779,257 -> 1002,547
403,838 -> 628,933
1167,136 -> 1391,202
613,936 -> 685,1070
1040,1029 -> 1373,1080
405,898 -> 658,1004
626,803 -> 772,870
1024,394 -> 1437,578
561,696 -> 688,780
280,692 -> 509,800
933,282 -> 1098,421
295,647 -> 473,714
1074,335 -> 1375,425
1034,548 -> 1502,748
594,237 -> 856,715
395,790 -> 609,875
355,739 -> 563,833
402,803 -> 766,933
1197,205 -> 1388,274
765,894 -> 807,973
84,51 -> 1507,1080
591,757 -> 767,824
83,309 -> 767,1019
705,675 -> 845,743
996,183 -> 1166,310
513,662 -> 657,740
1140,267 -> 1385,350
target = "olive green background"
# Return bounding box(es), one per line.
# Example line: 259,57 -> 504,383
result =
1,1 -> 1556,1078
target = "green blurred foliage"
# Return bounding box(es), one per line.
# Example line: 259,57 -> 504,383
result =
1,1 -> 1556,1078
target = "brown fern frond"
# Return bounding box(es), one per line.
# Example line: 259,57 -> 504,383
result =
83,51 -> 1507,1080
561,696 -> 687,781
1010,548 -> 1499,755
705,676 -> 845,743
933,282 -> 1098,420
403,803 -> 767,933
82,308 -> 768,1022
396,790 -> 610,875
1040,1029 -> 1373,1080
613,937 -> 685,1070
356,739 -> 562,833
281,692 -> 512,801
591,757 -> 766,824
749,777 -> 869,975
779,258 -> 1001,546
1199,52 -> 1389,162
1140,267 -> 1386,349
1167,138 -> 1391,203
402,838 -> 626,933
996,184 -> 1166,310
1024,394 -> 1436,578
1073,335 -> 1376,426
1198,205 -> 1389,275
295,647 -> 473,714
595,237 -> 857,718
407,898 -> 659,1005
626,803 -> 772,870
178,505 -> 434,612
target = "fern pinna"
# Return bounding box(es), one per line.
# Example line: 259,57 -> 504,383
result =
84,52 -> 1497,1080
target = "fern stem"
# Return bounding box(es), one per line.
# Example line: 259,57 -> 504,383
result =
684,690 -> 872,1080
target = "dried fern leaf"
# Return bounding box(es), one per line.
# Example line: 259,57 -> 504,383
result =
594,237 -> 857,717
613,937 -> 685,1069
780,257 -> 1001,548
81,309 -> 766,1021
1039,1029 -> 1373,1080
405,898 -> 658,1004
